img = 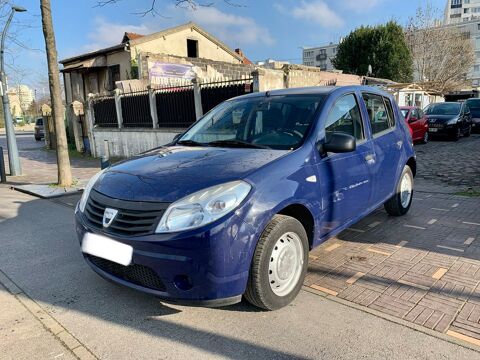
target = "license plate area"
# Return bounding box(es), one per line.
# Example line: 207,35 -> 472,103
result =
82,233 -> 133,266
429,128 -> 438,132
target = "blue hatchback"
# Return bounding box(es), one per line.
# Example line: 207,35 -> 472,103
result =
75,86 -> 416,310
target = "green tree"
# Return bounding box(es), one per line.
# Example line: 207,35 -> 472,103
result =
332,21 -> 413,82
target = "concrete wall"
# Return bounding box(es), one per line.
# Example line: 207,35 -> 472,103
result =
131,27 -> 241,64
253,65 -> 362,92
140,53 -> 254,84
92,128 -> 182,158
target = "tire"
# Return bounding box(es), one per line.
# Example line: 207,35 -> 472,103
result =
421,131 -> 429,144
451,127 -> 461,141
465,126 -> 471,137
244,214 -> 308,310
384,165 -> 414,216
35,136 -> 41,141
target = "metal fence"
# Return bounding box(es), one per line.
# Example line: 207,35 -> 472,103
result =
121,90 -> 152,128
155,85 -> 196,128
200,79 -> 253,113
92,95 -> 117,128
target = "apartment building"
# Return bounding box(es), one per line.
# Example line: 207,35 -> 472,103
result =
302,43 -> 338,71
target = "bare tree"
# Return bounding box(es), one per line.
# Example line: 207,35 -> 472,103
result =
95,0 -> 242,16
406,1 -> 475,94
40,0 -> 72,186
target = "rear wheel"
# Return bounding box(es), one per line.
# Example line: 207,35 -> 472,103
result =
384,166 -> 414,216
244,215 -> 308,310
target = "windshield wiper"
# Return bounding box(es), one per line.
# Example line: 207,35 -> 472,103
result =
207,140 -> 270,149
176,140 -> 206,147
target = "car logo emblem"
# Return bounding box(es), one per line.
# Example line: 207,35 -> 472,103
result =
103,208 -> 118,228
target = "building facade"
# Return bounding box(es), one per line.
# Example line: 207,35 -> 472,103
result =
444,0 -> 480,23
7,85 -> 34,117
302,43 -> 338,71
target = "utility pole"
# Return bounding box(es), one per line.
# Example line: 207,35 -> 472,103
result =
0,5 -> 27,176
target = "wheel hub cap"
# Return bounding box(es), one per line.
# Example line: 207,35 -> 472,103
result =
400,172 -> 413,208
268,232 -> 304,297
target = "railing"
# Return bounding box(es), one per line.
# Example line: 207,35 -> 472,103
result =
121,90 -> 152,128
92,95 -> 117,128
155,84 -> 196,128
200,78 -> 253,114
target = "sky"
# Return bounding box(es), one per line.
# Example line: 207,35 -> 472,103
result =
6,0 -> 447,96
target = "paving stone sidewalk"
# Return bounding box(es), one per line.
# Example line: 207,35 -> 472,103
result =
305,191 -> 480,347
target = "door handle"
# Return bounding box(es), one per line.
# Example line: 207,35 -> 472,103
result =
365,154 -> 375,165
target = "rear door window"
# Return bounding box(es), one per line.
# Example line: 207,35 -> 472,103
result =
362,93 -> 394,135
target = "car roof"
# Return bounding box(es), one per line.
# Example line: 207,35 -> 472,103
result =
232,85 -> 392,100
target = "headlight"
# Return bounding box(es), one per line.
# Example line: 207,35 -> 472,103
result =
156,180 -> 251,233
78,169 -> 107,213
446,117 -> 458,125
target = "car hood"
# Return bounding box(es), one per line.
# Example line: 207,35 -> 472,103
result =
94,146 -> 289,202
426,114 -> 458,124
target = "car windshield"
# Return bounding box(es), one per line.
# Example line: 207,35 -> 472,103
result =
178,95 -> 325,150
400,109 -> 409,119
424,103 -> 461,116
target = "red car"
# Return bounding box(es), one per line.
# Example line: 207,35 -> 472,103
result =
400,106 -> 429,144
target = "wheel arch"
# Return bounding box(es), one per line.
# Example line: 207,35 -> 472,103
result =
277,203 -> 315,250
406,156 -> 417,177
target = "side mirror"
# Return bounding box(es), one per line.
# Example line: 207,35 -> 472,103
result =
408,117 -> 417,123
172,133 -> 183,143
318,133 -> 356,155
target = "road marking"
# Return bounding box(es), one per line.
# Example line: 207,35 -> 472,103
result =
463,221 -> 480,226
398,279 -> 430,291
396,240 -> 409,247
347,228 -> 365,233
464,237 -> 475,245
427,219 -> 437,225
346,272 -> 365,284
432,268 -> 448,280
367,248 -> 392,256
437,245 -> 464,253
310,285 -> 338,296
403,224 -> 426,230
325,243 -> 342,252
368,221 -> 381,228
447,330 -> 480,347
451,203 -> 459,208
431,208 -> 449,212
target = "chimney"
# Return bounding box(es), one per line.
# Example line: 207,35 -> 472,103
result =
235,48 -> 244,57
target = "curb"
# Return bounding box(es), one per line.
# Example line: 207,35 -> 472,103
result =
0,269 -> 98,360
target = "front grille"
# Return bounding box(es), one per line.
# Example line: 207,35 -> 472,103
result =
87,255 -> 166,292
84,190 -> 170,236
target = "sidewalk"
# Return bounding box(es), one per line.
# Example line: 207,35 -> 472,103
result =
0,280 -> 76,360
1,130 -> 100,186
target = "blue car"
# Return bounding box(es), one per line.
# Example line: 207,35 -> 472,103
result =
75,86 -> 416,310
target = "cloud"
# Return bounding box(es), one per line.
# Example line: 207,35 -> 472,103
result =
282,1 -> 344,28
83,17 -> 154,52
187,7 -> 275,46
342,0 -> 383,13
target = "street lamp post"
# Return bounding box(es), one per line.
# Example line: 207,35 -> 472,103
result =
0,5 -> 26,176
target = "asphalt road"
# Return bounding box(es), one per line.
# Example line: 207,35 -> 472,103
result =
0,187 -> 478,360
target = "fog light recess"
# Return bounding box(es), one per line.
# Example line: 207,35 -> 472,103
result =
174,275 -> 193,291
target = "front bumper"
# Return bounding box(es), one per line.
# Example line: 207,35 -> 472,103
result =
75,208 -> 258,306
428,124 -> 456,136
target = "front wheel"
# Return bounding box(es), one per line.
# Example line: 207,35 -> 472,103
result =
384,166 -> 414,216
451,127 -> 461,141
421,131 -> 429,144
465,125 -> 472,137
244,215 -> 308,310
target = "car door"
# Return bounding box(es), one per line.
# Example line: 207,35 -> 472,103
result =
362,92 -> 403,206
315,93 -> 374,235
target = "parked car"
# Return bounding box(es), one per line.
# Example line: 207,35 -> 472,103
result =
34,118 -> 44,141
400,106 -> 429,144
424,102 -> 472,140
75,86 -> 416,310
465,98 -> 480,133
